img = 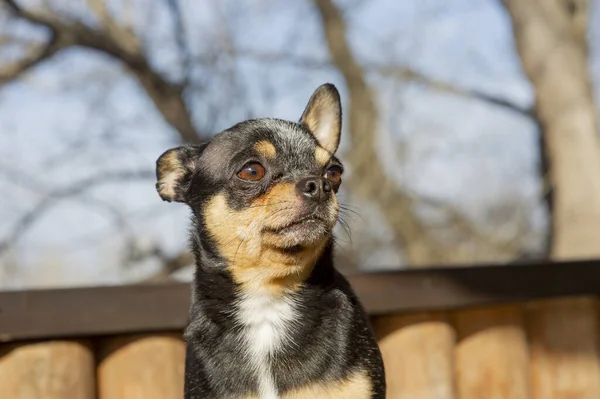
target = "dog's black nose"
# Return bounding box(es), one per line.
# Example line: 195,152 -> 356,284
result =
296,177 -> 331,203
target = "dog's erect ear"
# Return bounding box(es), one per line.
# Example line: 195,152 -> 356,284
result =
155,143 -> 208,203
299,83 -> 342,154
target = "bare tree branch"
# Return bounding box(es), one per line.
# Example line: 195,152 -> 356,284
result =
375,65 -> 532,117
138,249 -> 194,282
85,0 -> 140,54
0,161 -> 49,193
505,0 -> 600,260
313,0 -> 441,265
0,169 -> 154,255
0,29 -> 72,85
232,49 -> 532,118
165,0 -> 192,87
313,0 -> 525,265
414,193 -> 528,255
1,0 -> 205,143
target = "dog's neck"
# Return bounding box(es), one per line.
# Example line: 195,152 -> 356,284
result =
192,218 -> 335,297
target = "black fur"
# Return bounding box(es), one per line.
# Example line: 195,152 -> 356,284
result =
184,243 -> 385,398
156,85 -> 385,398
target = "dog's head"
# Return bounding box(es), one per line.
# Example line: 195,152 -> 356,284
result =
155,84 -> 343,291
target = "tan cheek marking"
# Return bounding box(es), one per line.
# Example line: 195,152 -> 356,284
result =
283,370 -> 372,399
254,140 -> 277,158
256,183 -> 299,229
315,146 -> 331,166
203,194 -> 242,260
157,151 -> 183,200
203,186 -> 327,295
204,193 -> 269,263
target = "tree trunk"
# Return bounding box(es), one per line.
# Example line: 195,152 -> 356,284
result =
314,0 -> 525,267
313,0 -> 438,267
505,2 -> 600,397
505,0 -> 600,259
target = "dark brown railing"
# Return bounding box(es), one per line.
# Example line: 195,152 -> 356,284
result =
1,259 -> 599,398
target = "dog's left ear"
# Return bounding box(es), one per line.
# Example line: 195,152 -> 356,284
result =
299,83 -> 342,154
155,143 -> 208,203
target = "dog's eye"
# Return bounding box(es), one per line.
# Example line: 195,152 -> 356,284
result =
237,162 -> 265,181
325,166 -> 342,184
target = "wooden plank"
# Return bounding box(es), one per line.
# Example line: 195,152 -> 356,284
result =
0,340 -> 95,399
0,282 -> 190,342
527,297 -> 600,399
372,312 -> 455,399
351,259 -> 600,314
0,259 -> 599,342
97,333 -> 185,399
454,305 -> 530,399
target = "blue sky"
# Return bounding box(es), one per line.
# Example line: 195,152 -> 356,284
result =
0,0 -> 598,288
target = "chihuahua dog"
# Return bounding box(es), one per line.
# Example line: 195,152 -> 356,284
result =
155,84 -> 385,398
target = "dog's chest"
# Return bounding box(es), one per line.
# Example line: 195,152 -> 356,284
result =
236,292 -> 298,398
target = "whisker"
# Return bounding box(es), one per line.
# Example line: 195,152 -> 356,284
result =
339,206 -> 361,216
337,216 -> 353,247
338,209 -> 358,222
339,204 -> 364,222
332,236 -> 351,247
233,236 -> 245,264
339,204 -> 361,213
332,240 -> 346,251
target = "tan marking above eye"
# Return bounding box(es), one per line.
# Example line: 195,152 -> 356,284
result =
254,140 -> 277,158
315,146 -> 331,166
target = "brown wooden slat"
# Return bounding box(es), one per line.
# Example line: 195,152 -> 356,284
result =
0,340 -> 95,399
454,305 -> 530,399
0,259 -> 599,342
373,312 -> 456,399
527,297 -> 600,399
97,333 -> 185,399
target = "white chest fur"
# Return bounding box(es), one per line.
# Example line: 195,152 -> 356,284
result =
236,292 -> 298,399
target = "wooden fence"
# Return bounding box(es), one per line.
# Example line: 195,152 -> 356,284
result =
0,259 -> 599,398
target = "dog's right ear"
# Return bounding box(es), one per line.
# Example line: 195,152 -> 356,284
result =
155,143 -> 208,203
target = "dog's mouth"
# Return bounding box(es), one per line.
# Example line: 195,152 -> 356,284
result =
264,214 -> 329,234
264,215 -> 328,234
262,214 -> 333,248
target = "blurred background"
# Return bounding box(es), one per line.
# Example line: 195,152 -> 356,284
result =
1,0 -> 599,289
